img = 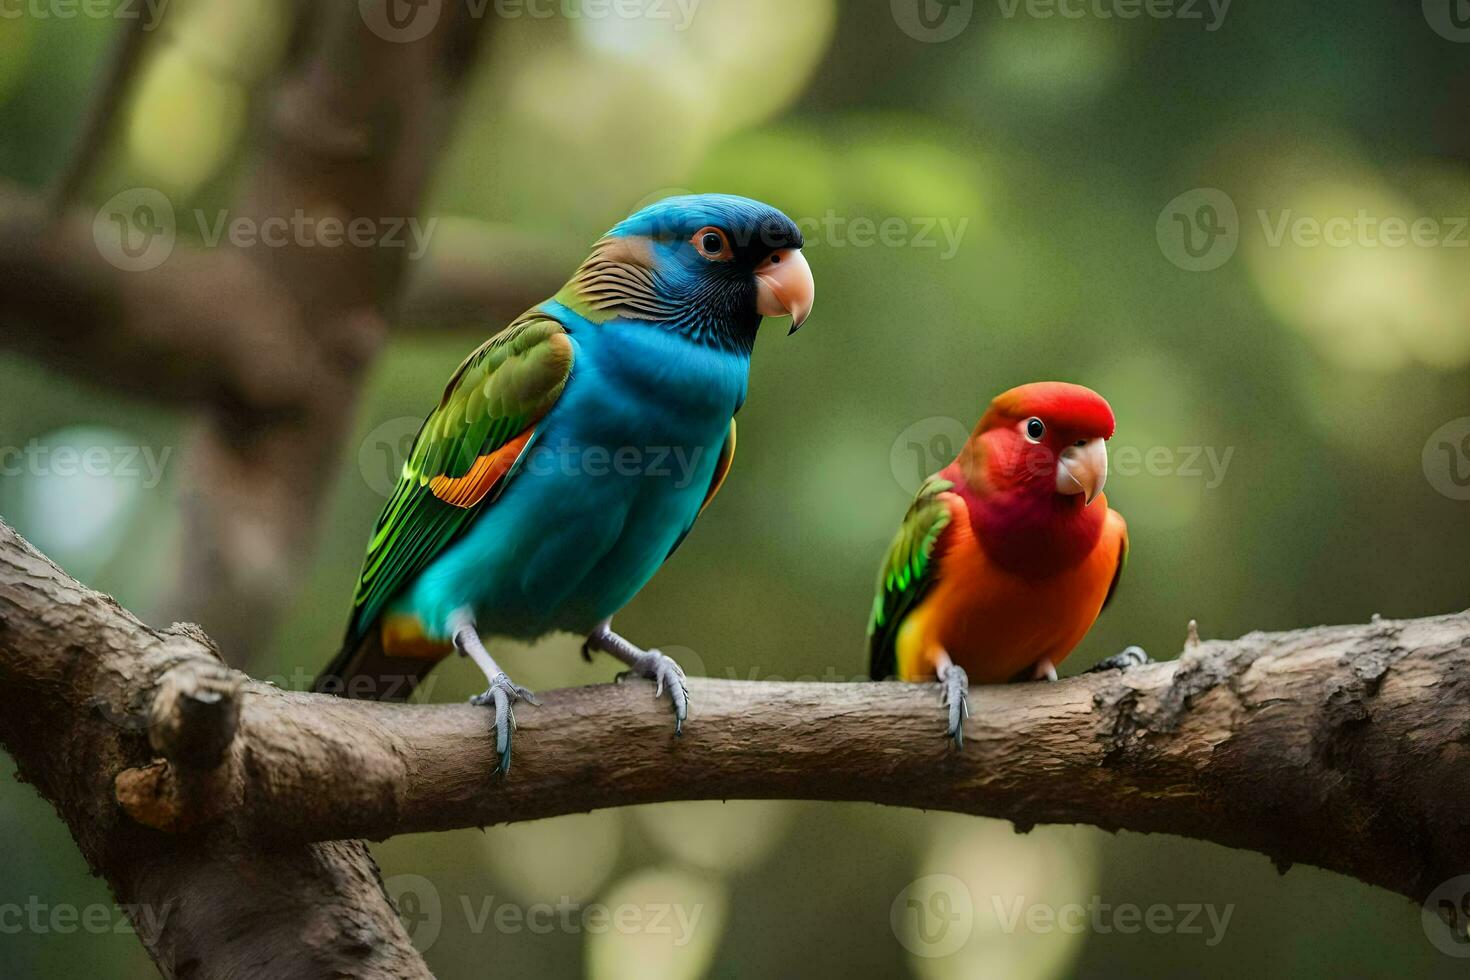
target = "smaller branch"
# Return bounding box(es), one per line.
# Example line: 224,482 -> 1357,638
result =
116,659 -> 242,833
147,659 -> 242,769
0,192 -> 324,412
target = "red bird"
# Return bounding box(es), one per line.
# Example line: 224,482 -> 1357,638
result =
868,382 -> 1145,745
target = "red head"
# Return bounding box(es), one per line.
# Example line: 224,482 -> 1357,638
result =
952,382 -> 1116,575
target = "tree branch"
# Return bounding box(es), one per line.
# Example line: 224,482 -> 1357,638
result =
0,194 -> 322,410
0,519 -> 427,978
2,515 -> 1465,945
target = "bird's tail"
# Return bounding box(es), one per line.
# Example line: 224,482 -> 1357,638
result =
312,624 -> 444,702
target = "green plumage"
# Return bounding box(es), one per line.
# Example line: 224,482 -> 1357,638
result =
348,313 -> 573,642
867,475 -> 955,680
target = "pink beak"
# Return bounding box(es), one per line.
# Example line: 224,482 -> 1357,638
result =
756,248 -> 815,334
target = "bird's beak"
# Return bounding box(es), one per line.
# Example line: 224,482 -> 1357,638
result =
1056,438 -> 1108,505
756,248 -> 815,334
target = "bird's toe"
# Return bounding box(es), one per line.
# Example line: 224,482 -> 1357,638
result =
1088,646 -> 1152,673
470,673 -> 539,775
940,667 -> 969,749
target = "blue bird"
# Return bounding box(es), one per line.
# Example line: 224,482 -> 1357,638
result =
315,194 -> 815,772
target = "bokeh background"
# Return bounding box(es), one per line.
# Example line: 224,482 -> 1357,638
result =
3,0 -> 1470,976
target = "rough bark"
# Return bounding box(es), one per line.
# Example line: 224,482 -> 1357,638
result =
3,513 -> 1467,980
126,612 -> 1470,904
0,520 -> 428,977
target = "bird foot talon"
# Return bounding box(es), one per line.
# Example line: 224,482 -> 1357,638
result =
621,649 -> 689,736
1088,646 -> 1151,673
469,672 -> 539,774
939,666 -> 970,749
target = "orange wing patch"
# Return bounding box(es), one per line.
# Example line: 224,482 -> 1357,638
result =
698,420 -> 736,516
380,614 -> 455,660
429,430 -> 535,509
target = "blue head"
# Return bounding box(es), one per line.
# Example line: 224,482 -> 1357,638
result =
558,194 -> 815,351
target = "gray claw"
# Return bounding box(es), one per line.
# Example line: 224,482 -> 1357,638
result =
470,673 -> 539,774
940,666 -> 970,749
1088,646 -> 1151,673
620,649 -> 689,736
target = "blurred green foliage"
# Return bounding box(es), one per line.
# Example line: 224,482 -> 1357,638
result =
3,0 -> 1469,976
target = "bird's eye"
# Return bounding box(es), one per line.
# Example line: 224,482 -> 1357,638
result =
1025,417 -> 1045,442
692,227 -> 732,260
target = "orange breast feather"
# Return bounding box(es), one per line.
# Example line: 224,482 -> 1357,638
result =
896,498 -> 1126,683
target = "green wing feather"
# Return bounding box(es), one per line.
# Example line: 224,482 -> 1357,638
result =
346,312 -> 574,642
867,476 -> 956,680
